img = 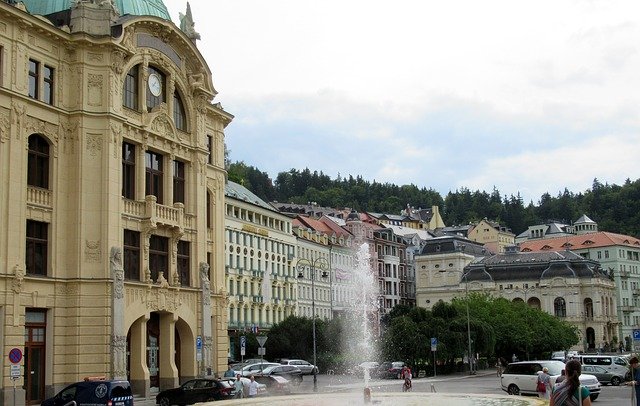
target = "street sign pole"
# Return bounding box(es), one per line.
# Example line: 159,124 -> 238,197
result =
256,336 -> 268,372
431,338 -> 437,377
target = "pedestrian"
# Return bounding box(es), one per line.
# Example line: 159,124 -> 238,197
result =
247,375 -> 259,398
224,363 -> 235,377
625,356 -> 640,406
511,353 -> 517,363
537,367 -> 551,400
496,358 -> 502,376
550,359 -> 591,406
619,341 -> 624,353
234,373 -> 244,398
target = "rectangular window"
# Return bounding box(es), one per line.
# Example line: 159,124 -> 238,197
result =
28,59 -> 39,99
43,65 -> 54,104
149,235 -> 168,283
122,142 -> 136,199
123,230 -> 140,280
207,135 -> 213,165
177,240 -> 190,286
123,65 -> 139,110
173,160 -> 185,204
145,150 -> 163,204
26,220 -> 48,276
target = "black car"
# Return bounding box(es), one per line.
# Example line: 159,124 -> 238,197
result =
42,378 -> 133,406
155,378 -> 233,406
258,365 -> 303,385
376,361 -> 405,379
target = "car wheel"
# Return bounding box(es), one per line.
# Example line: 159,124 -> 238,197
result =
158,397 -> 171,406
507,384 -> 520,395
611,376 -> 621,386
396,372 -> 402,379
590,394 -> 598,401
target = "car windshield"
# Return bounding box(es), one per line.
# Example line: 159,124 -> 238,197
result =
546,363 -> 564,376
392,362 -> 404,368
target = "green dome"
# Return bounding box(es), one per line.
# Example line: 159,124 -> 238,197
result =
21,0 -> 171,21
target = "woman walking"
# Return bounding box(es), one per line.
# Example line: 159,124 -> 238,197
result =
550,359 -> 591,406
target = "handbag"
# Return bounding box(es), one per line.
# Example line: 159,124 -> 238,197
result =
537,379 -> 546,392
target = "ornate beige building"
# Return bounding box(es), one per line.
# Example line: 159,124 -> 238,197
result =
0,1 -> 231,404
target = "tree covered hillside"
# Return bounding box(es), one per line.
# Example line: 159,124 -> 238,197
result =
227,162 -> 640,237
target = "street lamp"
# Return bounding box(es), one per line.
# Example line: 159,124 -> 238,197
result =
297,256 -> 329,392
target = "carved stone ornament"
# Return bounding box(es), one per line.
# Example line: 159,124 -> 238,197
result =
200,262 -> 211,306
111,334 -> 127,378
86,133 -> 103,157
12,264 -> 25,294
85,239 -> 101,262
145,287 -> 180,312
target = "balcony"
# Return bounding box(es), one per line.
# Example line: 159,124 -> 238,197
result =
620,270 -> 629,278
27,186 -> 52,209
621,305 -> 634,312
633,289 -> 640,296
122,195 -> 185,231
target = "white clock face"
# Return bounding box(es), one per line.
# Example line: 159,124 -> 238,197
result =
148,73 -> 162,97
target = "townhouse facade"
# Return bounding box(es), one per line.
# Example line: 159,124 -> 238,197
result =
467,218 -> 515,254
0,1 -> 231,403
224,181 -> 297,359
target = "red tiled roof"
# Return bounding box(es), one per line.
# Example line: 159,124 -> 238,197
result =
519,231 -> 640,252
294,215 -> 335,235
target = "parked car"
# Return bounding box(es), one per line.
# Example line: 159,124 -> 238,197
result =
501,360 -> 601,400
42,378 -> 134,406
235,362 -> 281,377
258,364 -> 303,385
573,354 -> 629,378
155,378 -> 234,406
254,375 -> 291,395
351,361 -> 380,377
280,359 -> 318,375
376,361 -> 405,379
580,364 -> 624,386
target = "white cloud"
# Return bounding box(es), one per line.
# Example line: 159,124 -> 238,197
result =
164,0 -> 640,204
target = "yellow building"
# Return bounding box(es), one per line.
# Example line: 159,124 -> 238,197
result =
468,218 -> 515,254
0,1 -> 231,403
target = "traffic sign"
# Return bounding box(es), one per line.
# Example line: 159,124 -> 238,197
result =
256,336 -> 268,348
10,364 -> 20,378
240,336 -> 246,349
196,336 -> 202,350
633,329 -> 640,341
431,337 -> 438,352
9,348 -> 22,364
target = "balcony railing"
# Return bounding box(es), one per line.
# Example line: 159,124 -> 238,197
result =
122,196 -> 186,230
27,186 -> 52,208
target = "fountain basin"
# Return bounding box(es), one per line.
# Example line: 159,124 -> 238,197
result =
211,393 -> 545,406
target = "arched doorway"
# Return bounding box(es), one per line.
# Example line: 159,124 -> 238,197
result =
527,297 -> 541,310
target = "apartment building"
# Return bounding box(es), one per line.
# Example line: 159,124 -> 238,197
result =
0,1 -> 232,403
224,181 -> 297,359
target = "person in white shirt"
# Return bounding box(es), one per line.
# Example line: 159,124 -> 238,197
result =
247,375 -> 259,398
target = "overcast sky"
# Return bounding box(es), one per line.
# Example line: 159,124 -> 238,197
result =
163,0 -> 640,204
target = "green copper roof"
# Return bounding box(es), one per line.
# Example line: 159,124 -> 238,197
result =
21,0 -> 171,21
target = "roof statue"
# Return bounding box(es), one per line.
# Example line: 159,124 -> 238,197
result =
179,2 -> 200,42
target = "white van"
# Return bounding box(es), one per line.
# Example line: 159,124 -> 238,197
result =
576,355 -> 629,378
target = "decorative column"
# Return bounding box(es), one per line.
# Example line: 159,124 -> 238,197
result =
200,262 -> 213,376
110,247 -> 127,379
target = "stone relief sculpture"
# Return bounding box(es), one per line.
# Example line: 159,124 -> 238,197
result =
200,262 -> 211,305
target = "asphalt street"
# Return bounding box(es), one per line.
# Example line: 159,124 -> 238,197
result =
136,369 -> 635,405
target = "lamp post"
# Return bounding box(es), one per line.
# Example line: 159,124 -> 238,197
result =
297,256 -> 329,392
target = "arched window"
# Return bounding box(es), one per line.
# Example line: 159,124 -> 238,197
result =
584,298 -> 594,320
123,64 -> 139,110
28,134 -> 50,188
173,90 -> 186,131
554,297 -> 567,317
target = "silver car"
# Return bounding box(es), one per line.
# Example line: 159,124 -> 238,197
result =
280,359 -> 318,375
